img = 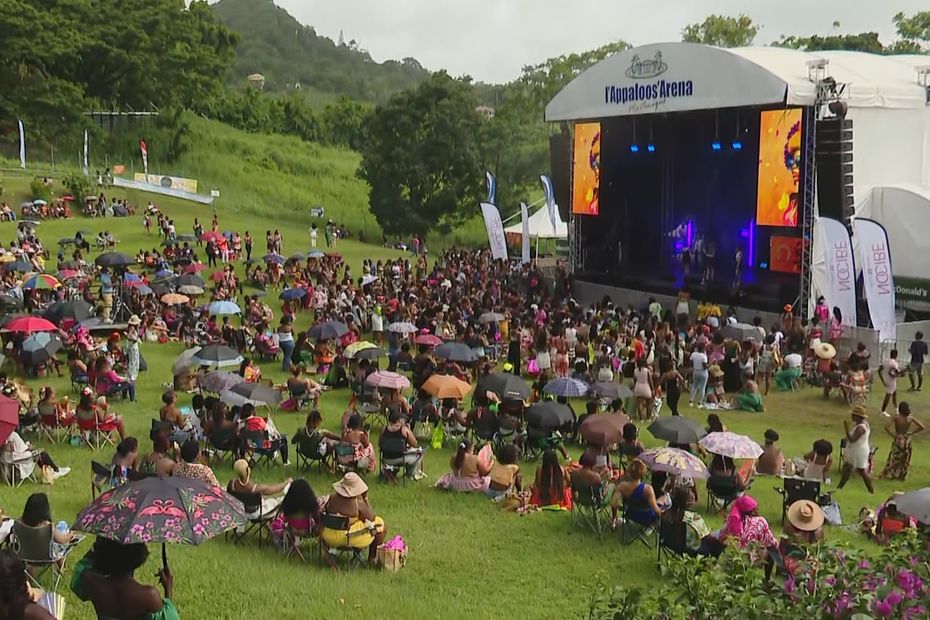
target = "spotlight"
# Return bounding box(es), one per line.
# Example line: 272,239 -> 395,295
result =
646,144 -> 656,153
629,144 -> 640,153
711,142 -> 722,151
731,141 -> 743,151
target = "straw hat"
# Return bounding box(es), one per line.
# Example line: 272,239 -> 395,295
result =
128,314 -> 142,326
233,459 -> 250,482
708,365 -> 725,379
333,472 -> 368,498
787,499 -> 825,532
851,405 -> 869,419
815,342 -> 837,360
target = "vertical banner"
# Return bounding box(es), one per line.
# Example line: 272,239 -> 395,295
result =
480,202 -> 508,261
818,217 -> 857,328
17,120 -> 25,169
854,218 -> 896,341
83,130 -> 89,175
540,174 -> 557,233
486,171 -> 496,205
140,139 -> 149,177
520,202 -> 531,264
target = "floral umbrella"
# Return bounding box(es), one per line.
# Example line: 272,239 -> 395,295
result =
72,476 -> 247,569
365,371 -> 410,391
639,447 -> 710,480
387,321 -> 418,334
414,334 -> 443,347
698,432 -> 764,459
343,341 -> 378,359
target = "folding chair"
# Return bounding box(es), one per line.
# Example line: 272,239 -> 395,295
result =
706,473 -> 742,513
334,444 -> 366,476
294,430 -> 334,474
38,412 -> 76,445
621,493 -> 657,547
379,436 -> 413,485
282,519 -> 317,562
76,416 -> 118,451
242,430 -> 280,468
318,513 -> 372,570
91,461 -> 114,499
657,518 -> 689,565
774,478 -> 820,525
209,426 -> 239,465
571,481 -> 611,539
1,449 -> 41,486
11,521 -> 83,591
70,370 -> 89,394
226,485 -> 279,549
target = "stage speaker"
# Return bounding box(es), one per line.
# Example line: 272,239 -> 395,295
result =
549,123 -> 572,223
816,117 -> 854,222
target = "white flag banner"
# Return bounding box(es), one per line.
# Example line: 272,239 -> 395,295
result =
82,129 -> 89,175
818,217 -> 857,328
17,120 -> 25,169
480,202 -> 508,261
854,218 -> 896,341
486,171 -> 496,205
540,174 -> 557,233
140,139 -> 149,177
520,202 -> 531,264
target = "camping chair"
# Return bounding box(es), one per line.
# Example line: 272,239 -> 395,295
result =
281,518 -> 317,563
76,416 -> 118,451
209,426 -> 239,464
334,443 -> 366,476
226,484 -> 279,549
39,411 -> 76,445
294,430 -> 334,474
242,430 -> 280,468
318,513 -> 372,570
524,426 -> 562,461
11,521 -> 83,591
69,368 -> 89,393
774,478 -> 821,525
706,473 -> 742,513
657,518 -> 689,565
379,436 -> 413,485
570,481 -> 611,539
91,461 -> 114,499
620,493 -> 657,547
1,449 -> 41,487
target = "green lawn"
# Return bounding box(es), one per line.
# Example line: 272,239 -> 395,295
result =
2,175 -> 929,619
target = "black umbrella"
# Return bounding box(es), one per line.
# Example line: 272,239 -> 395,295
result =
231,382 -> 283,406
525,402 -> 575,429
354,347 -> 386,361
151,283 -> 174,297
0,294 -> 23,310
648,416 -> 707,444
4,260 -> 33,273
58,260 -> 81,270
95,252 -> 134,268
591,381 -> 634,400
176,274 -> 205,288
58,238 -> 74,246
478,372 -> 530,401
176,234 -> 197,242
190,344 -> 243,368
434,342 -> 479,363
308,320 -> 348,340
44,300 -> 93,323
21,332 -> 64,365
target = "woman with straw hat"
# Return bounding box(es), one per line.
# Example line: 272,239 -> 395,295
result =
321,473 -> 386,566
838,406 -> 874,494
785,500 -> 825,544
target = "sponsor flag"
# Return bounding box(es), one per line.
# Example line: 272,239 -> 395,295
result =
17,120 -> 25,169
480,202 -> 508,261
83,130 -> 89,175
818,217 -> 857,328
854,218 -> 895,341
140,139 -> 149,177
521,202 -> 531,264
540,174 -> 557,233
486,171 -> 496,205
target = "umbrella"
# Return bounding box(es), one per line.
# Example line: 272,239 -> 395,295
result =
183,263 -> 207,274
79,318 -> 104,330
591,382 -> 634,400
721,323 -> 761,343
201,232 -> 224,243
263,254 -> 285,265
288,252 -> 305,262
210,271 -> 226,282
56,269 -> 84,281
893,488 -> 930,524
361,274 -> 378,287
648,416 -> 706,444
477,372 -> 530,401
354,347 -> 385,361
191,344 -> 243,368
32,200 -> 47,206
4,316 -> 57,333
308,320 -> 348,340
219,390 -> 261,407
60,195 -> 75,202
22,274 -> 60,290
415,334 -> 443,348
172,348 -> 202,375
20,201 -> 33,208
578,413 -> 631,446
0,255 -> 16,264
365,371 -> 410,391
477,312 -> 505,324
231,382 -> 283,406
72,476 -> 247,570
161,293 -> 190,305
136,285 -> 154,296
95,252 -> 134,268
44,300 -> 92,323
280,288 -> 306,301
543,377 -> 589,398
4,260 -> 33,273
208,301 -> 241,316
308,251 -> 325,259
422,374 -> 473,400
123,273 -> 142,284
155,269 -> 175,279
21,332 -> 63,365
344,341 -> 378,359
58,237 -> 74,246
387,322 -> 418,334
178,285 -> 204,296
176,234 -> 197,243
151,284 -> 172,297
0,294 -> 23,310
639,447 -> 710,480
199,370 -> 244,394
434,342 -> 479,363
177,274 -> 205,288
699,432 -> 764,459
525,402 -> 574,429
0,394 -> 20,445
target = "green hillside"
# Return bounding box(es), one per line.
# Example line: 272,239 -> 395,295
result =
213,0 -> 430,103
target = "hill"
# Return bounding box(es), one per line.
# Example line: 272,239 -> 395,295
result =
213,0 -> 430,103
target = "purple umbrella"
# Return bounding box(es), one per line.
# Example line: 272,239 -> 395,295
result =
639,447 -> 710,480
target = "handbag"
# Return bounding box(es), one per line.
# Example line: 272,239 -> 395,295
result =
527,359 -> 540,377
413,421 -> 433,442
376,545 -> 407,573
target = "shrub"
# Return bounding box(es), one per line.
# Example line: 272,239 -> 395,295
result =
63,172 -> 92,205
29,178 -> 50,202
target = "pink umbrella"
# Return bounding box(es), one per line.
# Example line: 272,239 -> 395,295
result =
364,371 -> 410,391
415,334 -> 443,347
699,432 -> 763,459
183,263 -> 207,274
201,232 -> 223,243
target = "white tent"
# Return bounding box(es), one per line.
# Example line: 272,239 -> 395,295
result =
504,205 -> 568,239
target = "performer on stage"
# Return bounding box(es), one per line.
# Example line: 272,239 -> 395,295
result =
703,241 -> 716,284
733,246 -> 744,291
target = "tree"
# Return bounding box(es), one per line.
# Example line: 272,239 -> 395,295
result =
893,11 -> 930,52
682,14 -> 759,47
776,32 -> 886,53
358,73 -> 485,237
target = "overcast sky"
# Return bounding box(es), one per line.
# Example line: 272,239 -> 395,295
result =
273,0 -> 927,83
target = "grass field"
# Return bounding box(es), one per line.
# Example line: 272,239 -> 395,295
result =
2,175 -> 929,619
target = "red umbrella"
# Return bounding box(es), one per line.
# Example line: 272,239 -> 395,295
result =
60,195 -> 75,202
210,271 -> 225,282
4,316 -> 57,333
0,395 -> 19,445
183,263 -> 206,274
415,334 -> 443,347
201,232 -> 223,243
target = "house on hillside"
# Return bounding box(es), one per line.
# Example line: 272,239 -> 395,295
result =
247,73 -> 266,90
475,105 -> 496,120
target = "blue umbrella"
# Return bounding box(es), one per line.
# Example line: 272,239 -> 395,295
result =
123,273 -> 141,283
543,377 -> 590,398
208,301 -> 241,316
263,254 -> 284,265
136,285 -> 154,296
155,269 -> 174,279
22,332 -> 63,365
279,288 -> 306,301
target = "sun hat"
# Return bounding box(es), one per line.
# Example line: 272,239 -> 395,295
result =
851,405 -> 869,419
233,459 -> 250,482
787,499 -> 825,532
708,365 -> 724,379
815,342 -> 837,360
128,314 -> 142,326
333,472 -> 368,498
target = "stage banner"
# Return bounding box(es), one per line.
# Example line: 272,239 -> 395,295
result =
818,217 -> 857,328
540,175 -> 558,233
133,173 -> 198,193
140,140 -> 148,175
480,202 -> 508,261
486,171 -> 496,205
520,202 -> 531,264
572,122 -> 600,215
854,218 -> 896,341
770,236 -> 804,274
17,120 -> 25,169
83,130 -> 89,175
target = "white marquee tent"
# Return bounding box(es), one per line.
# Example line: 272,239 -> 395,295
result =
504,205 -> 568,240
